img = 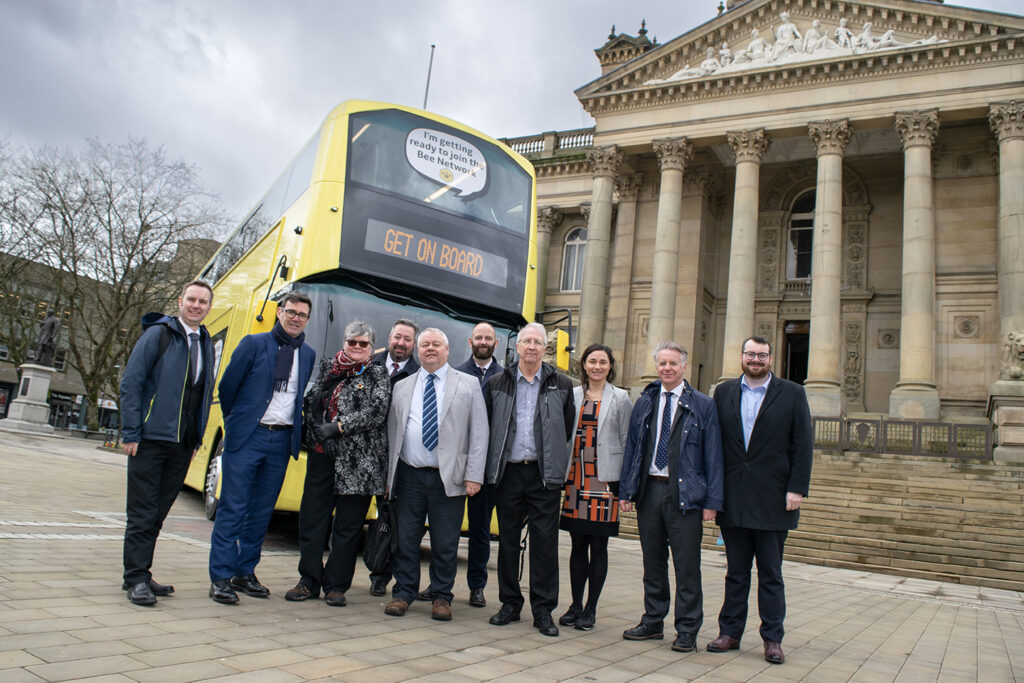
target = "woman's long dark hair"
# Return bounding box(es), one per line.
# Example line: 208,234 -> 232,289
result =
580,343 -> 616,392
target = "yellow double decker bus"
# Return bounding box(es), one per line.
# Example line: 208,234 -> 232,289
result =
182,100 -> 537,519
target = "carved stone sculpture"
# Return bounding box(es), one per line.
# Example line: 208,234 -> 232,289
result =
1001,332 -> 1024,380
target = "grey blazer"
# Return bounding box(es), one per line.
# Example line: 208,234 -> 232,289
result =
387,366 -> 489,497
571,383 -> 632,482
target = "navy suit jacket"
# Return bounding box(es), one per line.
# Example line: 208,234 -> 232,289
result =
373,349 -> 420,388
453,357 -> 503,395
219,332 -> 316,457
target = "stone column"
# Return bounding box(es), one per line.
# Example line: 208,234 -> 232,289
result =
535,207 -> 563,316
987,101 -> 1024,462
644,138 -> 693,378
805,120 -> 851,416
889,109 -> 941,419
576,146 -> 622,352
604,173 -> 642,363
674,169 -> 712,385
720,129 -> 770,381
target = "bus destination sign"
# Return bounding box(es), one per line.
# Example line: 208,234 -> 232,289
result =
365,218 -> 508,288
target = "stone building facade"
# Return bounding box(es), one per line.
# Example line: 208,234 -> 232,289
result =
510,0 -> 1023,444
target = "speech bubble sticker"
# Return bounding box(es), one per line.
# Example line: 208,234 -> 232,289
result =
405,128 -> 487,198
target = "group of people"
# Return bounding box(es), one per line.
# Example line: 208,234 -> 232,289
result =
119,280 -> 812,665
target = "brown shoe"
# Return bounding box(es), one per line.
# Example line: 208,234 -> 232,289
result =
764,640 -> 785,664
385,598 -> 409,616
324,591 -> 346,607
707,634 -> 740,652
431,598 -> 452,621
284,583 -> 315,601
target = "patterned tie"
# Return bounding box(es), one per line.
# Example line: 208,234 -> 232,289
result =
422,373 -> 438,451
654,392 -> 673,471
391,362 -> 400,377
188,333 -> 200,385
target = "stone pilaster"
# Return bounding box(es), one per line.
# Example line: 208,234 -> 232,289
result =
535,207 -> 563,315
805,119 -> 851,416
890,109 -> 941,419
645,137 -> 693,378
987,101 -> 1024,461
576,146 -> 622,353
720,128 -> 770,381
604,173 -> 642,364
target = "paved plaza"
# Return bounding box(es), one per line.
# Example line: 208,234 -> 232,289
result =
0,430 -> 1022,682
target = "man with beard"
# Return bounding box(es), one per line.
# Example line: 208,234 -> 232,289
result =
207,292 -> 316,604
367,318 -> 420,596
453,322 -> 503,607
707,336 -> 812,665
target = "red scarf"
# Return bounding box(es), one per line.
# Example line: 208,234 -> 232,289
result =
325,348 -> 369,421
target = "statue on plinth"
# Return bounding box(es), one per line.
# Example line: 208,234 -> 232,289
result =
36,310 -> 59,367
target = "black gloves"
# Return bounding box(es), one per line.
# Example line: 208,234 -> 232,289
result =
316,421 -> 340,440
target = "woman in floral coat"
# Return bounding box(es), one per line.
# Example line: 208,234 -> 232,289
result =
299,320 -> 390,606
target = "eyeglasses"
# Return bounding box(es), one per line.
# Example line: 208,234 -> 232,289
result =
517,338 -> 545,347
742,351 -> 771,361
281,309 -> 309,320
346,339 -> 371,348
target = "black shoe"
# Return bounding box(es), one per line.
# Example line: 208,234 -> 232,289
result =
369,578 -> 388,596
533,614 -> 559,637
284,583 -> 316,601
122,578 -> 174,596
468,587 -> 486,608
558,604 -> 582,626
325,591 -> 347,607
672,632 -> 697,652
623,622 -> 664,641
209,579 -> 239,604
575,608 -> 596,631
488,604 -> 521,626
126,581 -> 157,606
231,574 -> 270,598
417,589 -> 433,601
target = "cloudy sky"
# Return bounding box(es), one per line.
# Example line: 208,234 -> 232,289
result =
1,0 -> 1019,225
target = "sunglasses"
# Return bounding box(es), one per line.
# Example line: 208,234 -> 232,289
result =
345,339 -> 371,348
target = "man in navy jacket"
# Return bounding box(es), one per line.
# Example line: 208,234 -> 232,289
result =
120,281 -> 216,606
619,341 -> 723,653
208,291 -> 316,604
452,322 -> 503,608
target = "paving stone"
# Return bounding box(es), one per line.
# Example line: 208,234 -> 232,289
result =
24,654 -> 148,681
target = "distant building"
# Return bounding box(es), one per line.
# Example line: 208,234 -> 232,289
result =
509,0 -> 1023,442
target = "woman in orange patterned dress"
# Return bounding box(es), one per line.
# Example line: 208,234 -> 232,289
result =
558,344 -> 632,630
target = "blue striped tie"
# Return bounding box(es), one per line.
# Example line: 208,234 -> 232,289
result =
422,373 -> 438,451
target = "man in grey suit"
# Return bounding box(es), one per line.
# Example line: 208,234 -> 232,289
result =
383,328 -> 489,621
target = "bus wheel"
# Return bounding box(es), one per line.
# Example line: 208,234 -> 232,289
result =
204,443 -> 223,520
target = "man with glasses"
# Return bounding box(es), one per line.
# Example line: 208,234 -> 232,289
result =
484,322 -> 574,637
207,292 -> 316,604
707,336 -> 812,665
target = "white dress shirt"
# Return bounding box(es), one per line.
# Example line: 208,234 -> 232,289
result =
260,348 -> 300,426
648,382 -> 684,477
401,364 -> 449,468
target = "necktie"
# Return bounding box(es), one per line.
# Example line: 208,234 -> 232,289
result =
655,392 -> 673,471
391,362 -> 400,377
188,333 -> 199,385
422,374 -> 438,451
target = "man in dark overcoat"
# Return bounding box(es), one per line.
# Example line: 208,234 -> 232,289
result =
708,335 -> 813,665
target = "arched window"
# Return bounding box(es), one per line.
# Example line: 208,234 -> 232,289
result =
787,190 -> 815,280
561,227 -> 587,292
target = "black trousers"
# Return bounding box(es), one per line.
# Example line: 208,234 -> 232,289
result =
123,438 -> 192,584
718,526 -> 789,643
391,461 -> 465,604
494,461 -> 561,618
636,478 -> 704,635
466,483 -> 495,589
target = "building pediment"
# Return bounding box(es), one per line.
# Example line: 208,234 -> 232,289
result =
576,0 -> 1024,114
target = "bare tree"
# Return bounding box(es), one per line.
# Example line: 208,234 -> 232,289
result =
0,138 -> 224,428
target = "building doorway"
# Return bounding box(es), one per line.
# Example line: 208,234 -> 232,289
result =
783,321 -> 809,385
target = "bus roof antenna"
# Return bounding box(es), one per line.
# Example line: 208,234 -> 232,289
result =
423,44 -> 436,110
